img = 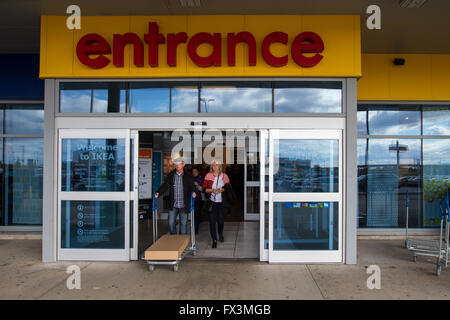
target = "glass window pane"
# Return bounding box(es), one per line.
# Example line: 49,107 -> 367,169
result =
172,85 -> 198,113
0,107 -> 3,134
60,88 -> 91,112
423,139 -> 450,227
61,138 -> 126,192
357,110 -> 367,135
129,83 -> 169,113
357,139 -> 368,228
366,105 -> 421,135
3,138 -> 43,225
61,200 -> 125,249
423,105 -> 450,135
274,81 -> 342,113
5,104 -> 44,134
246,187 -> 259,214
200,81 -> 271,113
273,202 -> 338,250
363,139 -> 421,228
60,82 -> 126,113
274,139 -> 339,193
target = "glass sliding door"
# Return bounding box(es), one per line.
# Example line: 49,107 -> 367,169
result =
267,130 -> 343,263
58,129 -> 131,261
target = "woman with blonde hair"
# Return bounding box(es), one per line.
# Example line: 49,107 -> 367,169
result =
202,159 -> 231,248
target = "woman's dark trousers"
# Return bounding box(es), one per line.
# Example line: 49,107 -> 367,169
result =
209,202 -> 224,241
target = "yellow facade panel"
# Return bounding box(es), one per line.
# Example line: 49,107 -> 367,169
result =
358,54 -> 450,101
358,54 -> 390,100
42,16 -> 74,77
430,55 -> 450,101
389,55 -> 432,100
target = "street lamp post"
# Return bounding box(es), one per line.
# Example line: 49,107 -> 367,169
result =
200,98 -> 215,112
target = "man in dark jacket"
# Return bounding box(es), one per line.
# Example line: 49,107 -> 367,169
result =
155,158 -> 196,235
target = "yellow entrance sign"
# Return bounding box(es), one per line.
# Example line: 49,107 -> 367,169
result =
40,15 -> 361,78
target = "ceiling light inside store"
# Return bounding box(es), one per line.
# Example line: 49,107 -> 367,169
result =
399,0 -> 428,8
179,0 -> 201,7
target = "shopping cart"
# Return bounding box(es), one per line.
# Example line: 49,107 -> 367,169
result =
143,193 -> 197,272
436,189 -> 450,276
405,190 -> 442,262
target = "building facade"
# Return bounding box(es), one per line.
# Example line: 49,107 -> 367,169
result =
1,9 -> 449,265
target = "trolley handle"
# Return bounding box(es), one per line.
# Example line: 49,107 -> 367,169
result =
406,190 -> 409,209
190,192 -> 195,213
446,188 -> 450,222
152,193 -> 158,212
440,189 -> 450,222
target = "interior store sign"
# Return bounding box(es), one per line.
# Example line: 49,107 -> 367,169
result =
76,22 -> 324,69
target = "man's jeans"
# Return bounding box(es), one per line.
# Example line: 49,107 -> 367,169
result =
168,207 -> 188,234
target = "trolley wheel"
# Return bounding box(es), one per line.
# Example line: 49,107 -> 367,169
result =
436,264 -> 442,276
192,250 -> 197,256
148,264 -> 155,272
413,255 -> 417,262
173,264 -> 179,272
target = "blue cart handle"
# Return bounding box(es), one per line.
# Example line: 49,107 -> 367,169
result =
406,190 -> 409,208
152,193 -> 158,212
190,192 -> 195,212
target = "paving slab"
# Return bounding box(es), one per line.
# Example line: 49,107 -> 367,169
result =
1,239 -> 450,299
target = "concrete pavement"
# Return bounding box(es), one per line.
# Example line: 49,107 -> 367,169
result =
0,239 -> 449,299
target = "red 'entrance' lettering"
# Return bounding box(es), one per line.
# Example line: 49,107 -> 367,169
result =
76,22 -> 324,69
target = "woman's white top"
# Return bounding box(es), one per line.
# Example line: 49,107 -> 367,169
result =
211,174 -> 225,203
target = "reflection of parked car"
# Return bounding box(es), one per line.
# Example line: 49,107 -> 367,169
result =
399,175 -> 420,187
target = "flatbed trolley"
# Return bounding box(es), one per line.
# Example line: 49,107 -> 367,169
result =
436,189 -> 450,276
143,193 -> 197,272
405,190 -> 442,262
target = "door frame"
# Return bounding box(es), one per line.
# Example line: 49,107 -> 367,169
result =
130,130 -> 139,260
57,129 -> 131,261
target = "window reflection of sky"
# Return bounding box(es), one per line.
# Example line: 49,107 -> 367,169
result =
172,87 -> 198,112
5,108 -> 44,134
274,88 -> 341,113
59,81 -> 344,114
368,110 -> 421,135
357,111 -> 367,135
200,87 -> 271,112
423,139 -> 450,166
423,107 -> 450,135
60,89 -> 126,113
61,89 -> 91,112
358,105 -> 450,136
367,139 -> 421,165
129,88 -> 169,113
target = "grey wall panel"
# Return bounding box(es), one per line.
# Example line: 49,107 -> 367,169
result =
42,79 -> 56,262
345,78 -> 357,264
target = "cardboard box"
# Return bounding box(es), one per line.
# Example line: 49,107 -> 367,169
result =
144,234 -> 190,261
